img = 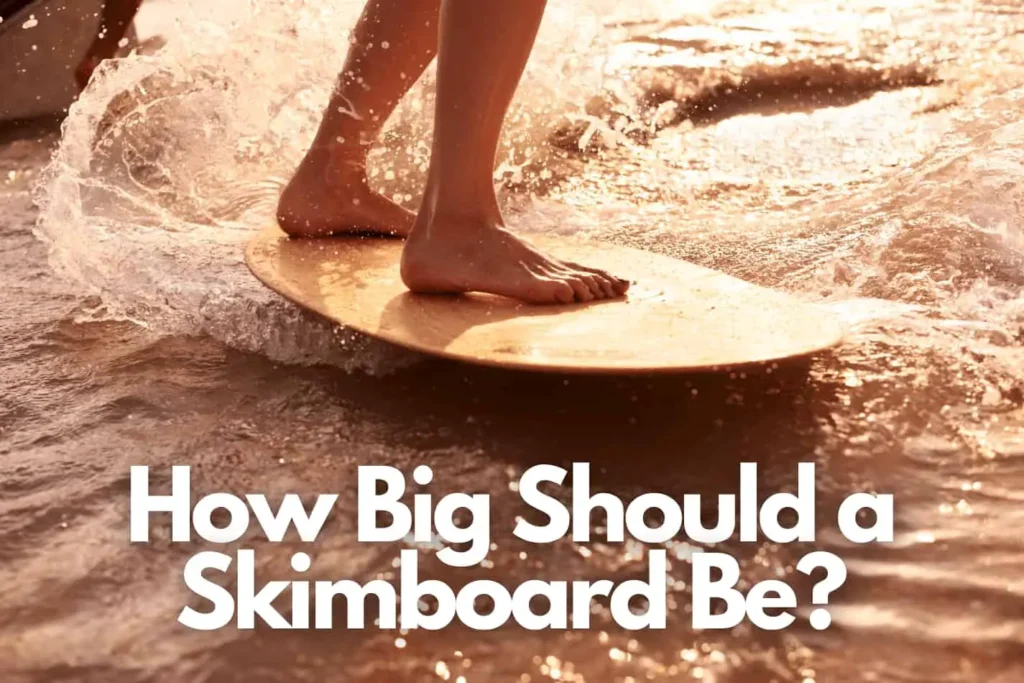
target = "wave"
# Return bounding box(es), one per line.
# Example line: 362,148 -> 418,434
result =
33,0 -> 1024,376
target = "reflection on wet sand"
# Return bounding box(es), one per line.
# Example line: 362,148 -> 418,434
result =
150,344 -> 833,683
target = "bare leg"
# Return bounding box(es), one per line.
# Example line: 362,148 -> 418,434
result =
401,0 -> 628,304
277,0 -> 441,237
76,0 -> 143,90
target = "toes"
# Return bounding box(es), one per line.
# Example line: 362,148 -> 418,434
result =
568,268 -> 612,300
592,274 -> 617,299
590,269 -> 630,296
522,277 -> 576,305
548,280 -> 576,304
565,261 -> 629,298
565,277 -> 595,302
578,274 -> 606,300
535,263 -> 594,303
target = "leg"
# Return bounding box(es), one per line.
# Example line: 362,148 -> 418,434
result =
401,0 -> 628,304
76,0 -> 143,89
277,0 -> 441,237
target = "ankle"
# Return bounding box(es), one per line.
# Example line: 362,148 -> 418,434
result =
308,127 -> 372,159
299,145 -> 369,186
419,186 -> 503,230
414,206 -> 498,240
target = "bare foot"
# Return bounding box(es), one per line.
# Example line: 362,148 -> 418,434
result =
277,149 -> 415,238
401,217 -> 629,305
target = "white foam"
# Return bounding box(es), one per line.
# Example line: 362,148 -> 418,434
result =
35,0 -> 624,372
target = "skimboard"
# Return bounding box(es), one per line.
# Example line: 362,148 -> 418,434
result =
245,226 -> 843,374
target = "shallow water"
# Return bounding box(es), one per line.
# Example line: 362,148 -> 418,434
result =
3,0 -> 1024,681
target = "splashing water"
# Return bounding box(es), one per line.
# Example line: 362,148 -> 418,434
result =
33,0 -> 645,370
33,0 -> 1024,371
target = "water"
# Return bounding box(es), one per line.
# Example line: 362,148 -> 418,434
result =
3,0 -> 1024,681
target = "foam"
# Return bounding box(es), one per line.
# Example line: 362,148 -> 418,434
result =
33,0 -> 1024,378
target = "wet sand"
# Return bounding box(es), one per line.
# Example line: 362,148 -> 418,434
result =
3,0 -> 1024,681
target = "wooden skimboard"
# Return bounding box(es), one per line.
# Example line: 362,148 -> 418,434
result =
245,226 -> 843,374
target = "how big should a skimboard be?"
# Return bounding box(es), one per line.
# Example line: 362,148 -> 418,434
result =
246,226 -> 843,374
